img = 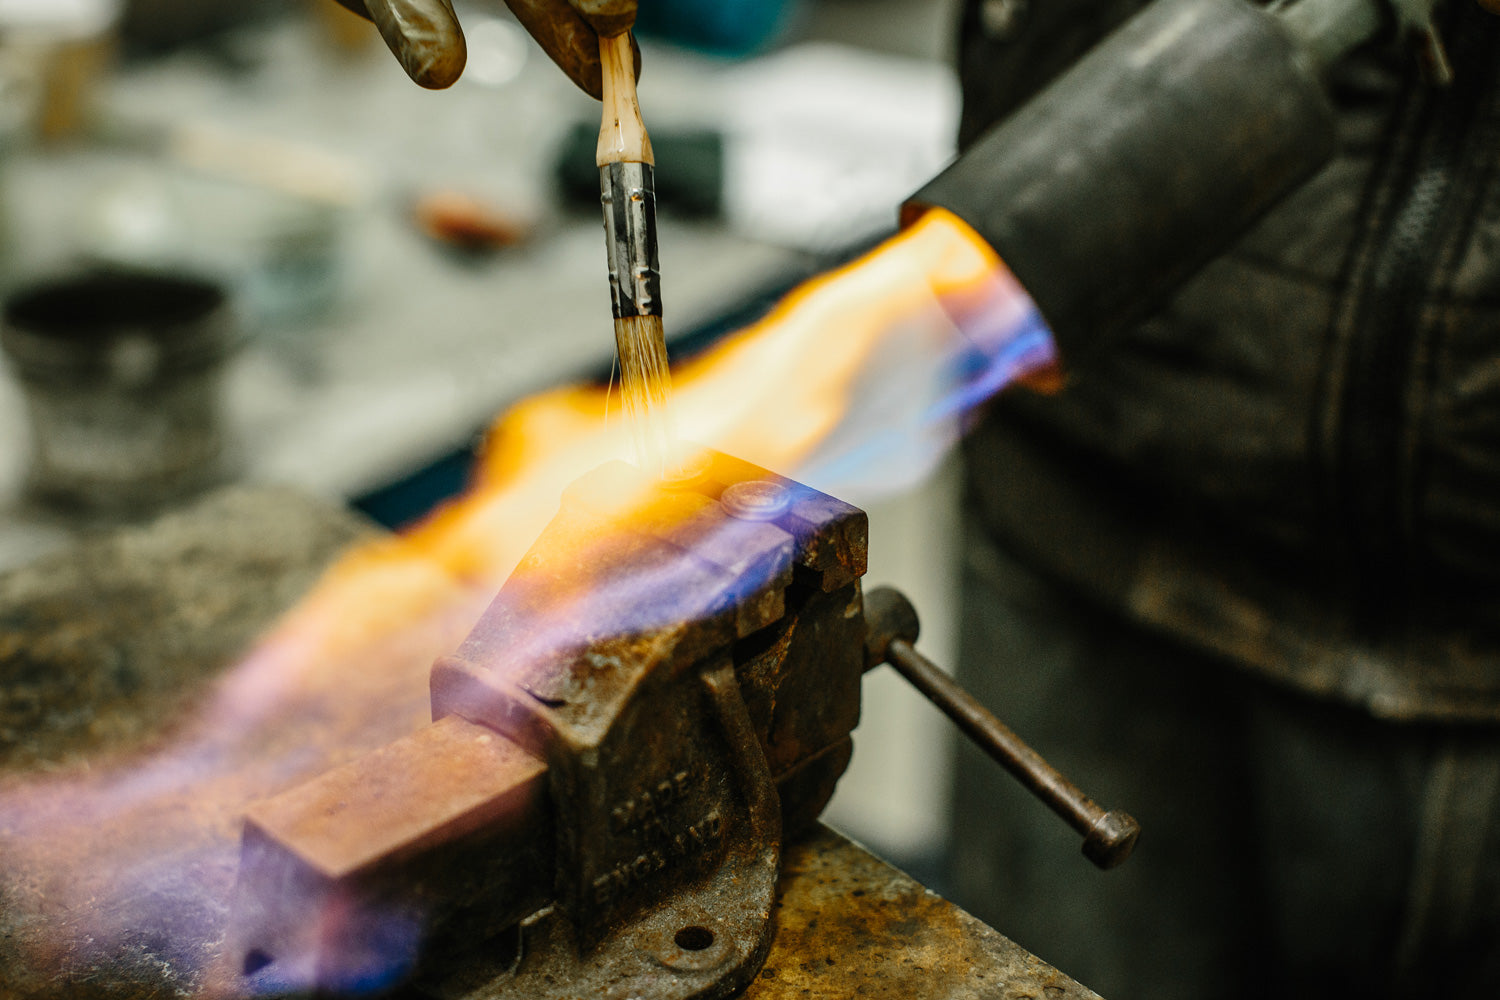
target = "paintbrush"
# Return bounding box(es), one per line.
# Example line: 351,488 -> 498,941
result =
596,30 -> 677,476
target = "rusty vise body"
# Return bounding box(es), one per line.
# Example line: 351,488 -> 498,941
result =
230,450 -> 1134,998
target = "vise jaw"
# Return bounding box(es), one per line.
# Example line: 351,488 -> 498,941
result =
230,450 -> 868,999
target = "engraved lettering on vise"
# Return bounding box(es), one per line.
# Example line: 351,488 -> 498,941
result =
591,811 -> 724,906
609,769 -> 692,834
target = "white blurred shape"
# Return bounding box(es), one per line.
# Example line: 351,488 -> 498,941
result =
721,43 -> 959,252
0,0 -> 119,34
464,18 -> 529,89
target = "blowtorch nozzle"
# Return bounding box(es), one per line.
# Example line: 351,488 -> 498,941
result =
902,0 -> 1405,358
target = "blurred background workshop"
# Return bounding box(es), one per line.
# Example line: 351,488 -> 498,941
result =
0,0 -> 1496,998
0,0 -> 964,879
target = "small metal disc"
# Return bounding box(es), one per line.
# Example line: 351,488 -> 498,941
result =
721,480 -> 791,521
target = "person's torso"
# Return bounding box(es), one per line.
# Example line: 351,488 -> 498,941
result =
960,0 -> 1500,720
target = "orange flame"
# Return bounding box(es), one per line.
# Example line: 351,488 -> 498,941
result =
316,207 -> 1036,641
0,208 -> 1050,995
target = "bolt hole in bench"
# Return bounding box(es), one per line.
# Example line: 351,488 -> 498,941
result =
675,926 -> 714,951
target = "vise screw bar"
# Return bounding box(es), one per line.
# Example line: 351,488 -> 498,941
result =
863,587 -> 1140,870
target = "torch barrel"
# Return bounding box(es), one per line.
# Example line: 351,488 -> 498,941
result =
902,0 -> 1379,356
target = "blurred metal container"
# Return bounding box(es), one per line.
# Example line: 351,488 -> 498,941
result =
1,269 -> 238,514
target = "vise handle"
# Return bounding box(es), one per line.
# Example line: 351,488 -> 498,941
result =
863,587 -> 1140,870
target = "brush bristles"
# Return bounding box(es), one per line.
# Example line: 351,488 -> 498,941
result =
613,314 -> 678,476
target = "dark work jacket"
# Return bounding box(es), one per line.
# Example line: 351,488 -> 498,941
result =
959,0 -> 1500,721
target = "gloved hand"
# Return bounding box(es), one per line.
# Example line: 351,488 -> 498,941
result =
332,0 -> 637,97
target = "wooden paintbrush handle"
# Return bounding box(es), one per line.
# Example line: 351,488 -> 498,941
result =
596,31 -> 653,167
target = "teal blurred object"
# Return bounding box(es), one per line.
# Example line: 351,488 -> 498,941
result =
635,0 -> 799,55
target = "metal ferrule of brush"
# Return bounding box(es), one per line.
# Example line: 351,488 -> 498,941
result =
600,161 -> 663,320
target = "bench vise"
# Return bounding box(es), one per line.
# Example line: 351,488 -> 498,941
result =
230,450 -> 1136,998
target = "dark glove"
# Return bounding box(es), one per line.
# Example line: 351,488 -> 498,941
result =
332,0 -> 637,96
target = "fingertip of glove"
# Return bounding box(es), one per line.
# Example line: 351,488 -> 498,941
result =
408,39 -> 467,89
371,0 -> 468,89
